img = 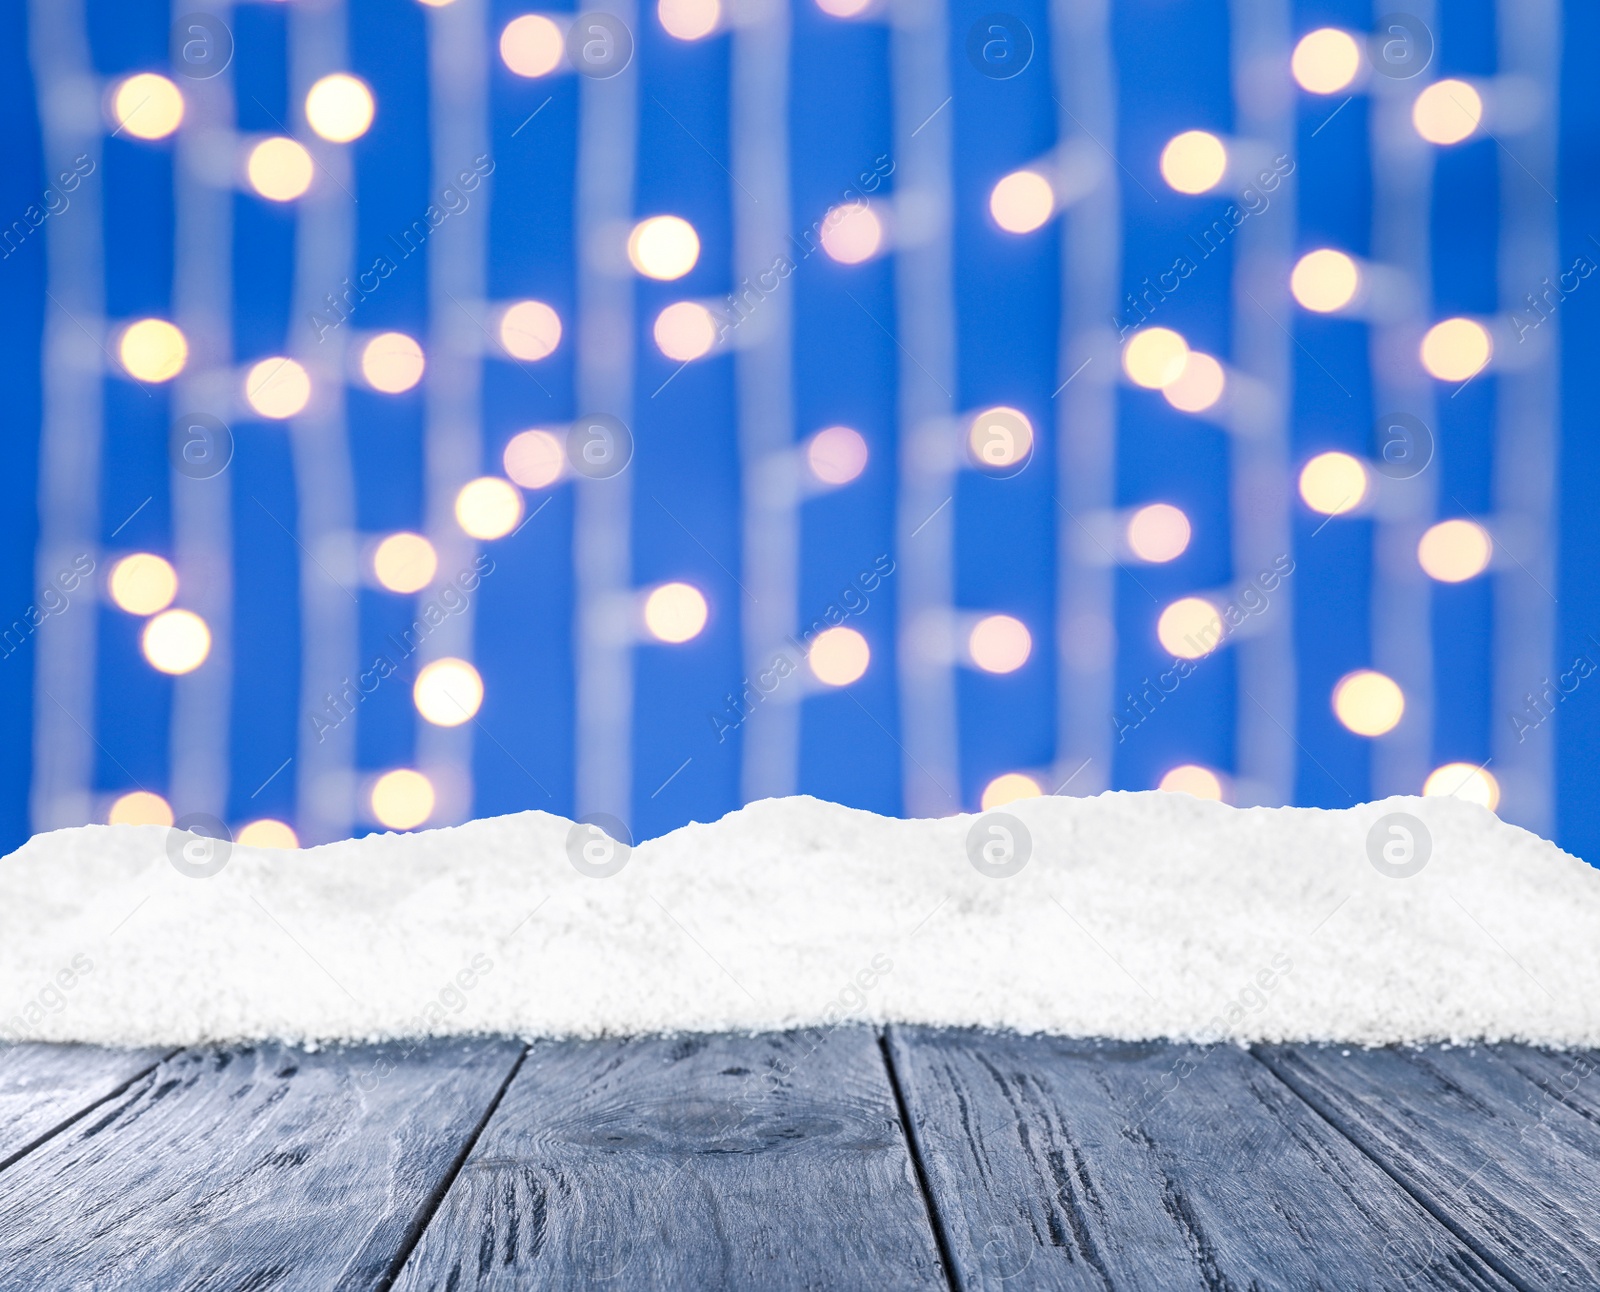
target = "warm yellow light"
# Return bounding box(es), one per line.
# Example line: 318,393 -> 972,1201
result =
305,73 -> 374,143
1423,763 -> 1500,811
816,0 -> 872,17
109,790 -> 174,827
118,319 -> 188,384
1160,130 -> 1227,195
455,477 -> 524,540
503,429 -> 565,488
142,609 -> 211,675
967,406 -> 1034,469
807,426 -> 869,485
1291,249 -> 1360,313
499,300 -> 563,361
1162,351 -> 1226,413
1291,28 -> 1361,94
245,357 -> 312,419
653,301 -> 718,361
659,0 -> 720,38
1298,451 -> 1368,515
360,332 -> 425,393
1158,764 -> 1225,800
1123,327 -> 1190,389
969,615 -> 1032,674
373,532 -> 438,594
1333,669 -> 1405,736
1127,503 -> 1191,563
237,819 -> 299,849
1413,79 -> 1482,146
414,658 -> 485,726
371,769 -> 435,831
113,73 -> 184,141
981,772 -> 1042,810
1157,597 -> 1224,660
1420,318 -> 1491,382
627,215 -> 700,281
820,202 -> 883,264
247,137 -> 315,202
109,553 -> 178,616
809,626 -> 870,685
643,582 -> 709,644
1418,519 -> 1492,583
500,14 -> 565,77
989,171 -> 1055,234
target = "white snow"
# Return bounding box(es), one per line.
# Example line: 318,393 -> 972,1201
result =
1,792 -> 1596,1049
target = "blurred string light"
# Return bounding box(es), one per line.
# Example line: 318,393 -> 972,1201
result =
654,301 -> 717,361
1157,596 -> 1223,660
808,626 -> 869,685
500,15 -> 565,78
1424,762 -> 1500,811
967,406 -> 1033,470
981,772 -> 1042,810
1420,317 -> 1492,381
112,73 -> 183,140
305,74 -> 374,143
1159,130 -> 1227,195
371,768 -> 434,831
503,429 -> 566,488
237,819 -> 299,848
968,614 -> 1032,674
360,332 -> 425,393
245,356 -> 312,419
108,790 -> 173,827
414,658 -> 485,726
1290,249 -> 1360,313
141,609 -> 211,675
1157,764 -> 1225,800
247,137 -> 315,202
373,532 -> 438,594
119,319 -> 187,383
819,202 -> 883,264
1122,327 -> 1189,389
806,426 -> 869,485
498,300 -> 563,361
1298,451 -> 1368,515
1291,29 -> 1361,95
1127,503 -> 1191,563
643,582 -> 709,643
1161,351 -> 1225,413
989,170 -> 1055,234
109,553 -> 178,615
1332,668 -> 1405,736
628,216 -> 700,280
815,0 -> 873,19
455,477 -> 524,540
659,0 -> 721,40
1413,79 -> 1483,146
1418,518 -> 1493,582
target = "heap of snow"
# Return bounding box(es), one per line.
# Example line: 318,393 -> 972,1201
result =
1,793 -> 1595,1049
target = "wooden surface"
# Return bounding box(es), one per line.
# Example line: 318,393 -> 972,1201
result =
0,1029 -> 1594,1290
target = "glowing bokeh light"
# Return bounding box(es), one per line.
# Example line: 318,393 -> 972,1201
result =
809,626 -> 870,685
1160,130 -> 1227,194
503,429 -> 566,489
500,15 -> 565,77
628,215 -> 701,280
109,553 -> 178,616
969,615 -> 1032,674
109,790 -> 174,827
1158,764 -> 1226,800
981,772 -> 1042,810
305,73 -> 374,143
245,356 -> 312,419
1127,503 -> 1192,563
499,300 -> 563,361
1420,317 -> 1492,382
414,658 -> 485,726
119,319 -> 188,383
455,477 -> 524,540
1298,451 -> 1368,516
1162,351 -> 1226,413
142,609 -> 211,675
1423,763 -> 1500,811
643,582 -> 709,643
1413,79 -> 1483,145
360,332 -> 425,393
373,532 -> 438,594
819,202 -> 883,264
1417,518 -> 1492,582
371,769 -> 435,831
247,137 -> 315,202
237,819 -> 300,849
1123,327 -> 1190,389
1291,29 -> 1361,94
989,170 -> 1055,234
653,301 -> 718,361
113,73 -> 184,140
1290,248 -> 1360,313
1333,669 -> 1405,736
806,426 -> 869,485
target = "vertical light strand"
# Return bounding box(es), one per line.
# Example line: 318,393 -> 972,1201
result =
169,0 -> 235,822
288,0 -> 361,843
732,0 -> 799,802
420,0 -> 490,822
1492,0 -> 1559,830
27,0 -> 103,831
573,0 -> 640,824
1227,0 -> 1296,804
1368,0 -> 1437,799
1051,0 -> 1119,798
891,0 -> 960,818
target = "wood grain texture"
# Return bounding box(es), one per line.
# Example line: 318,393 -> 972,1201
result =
887,1026 -> 1513,1292
0,1042 -> 169,1171
1257,1043 -> 1600,1290
391,1027 -> 948,1290
0,1037 -> 524,1291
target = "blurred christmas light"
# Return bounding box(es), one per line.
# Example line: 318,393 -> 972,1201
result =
1333,669 -> 1405,736
1160,130 -> 1227,194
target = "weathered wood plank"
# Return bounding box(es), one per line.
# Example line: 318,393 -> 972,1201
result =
0,1042 -> 170,1171
1257,1042 -> 1600,1290
887,1026 -> 1512,1291
392,1027 -> 947,1290
0,1037 -> 524,1291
